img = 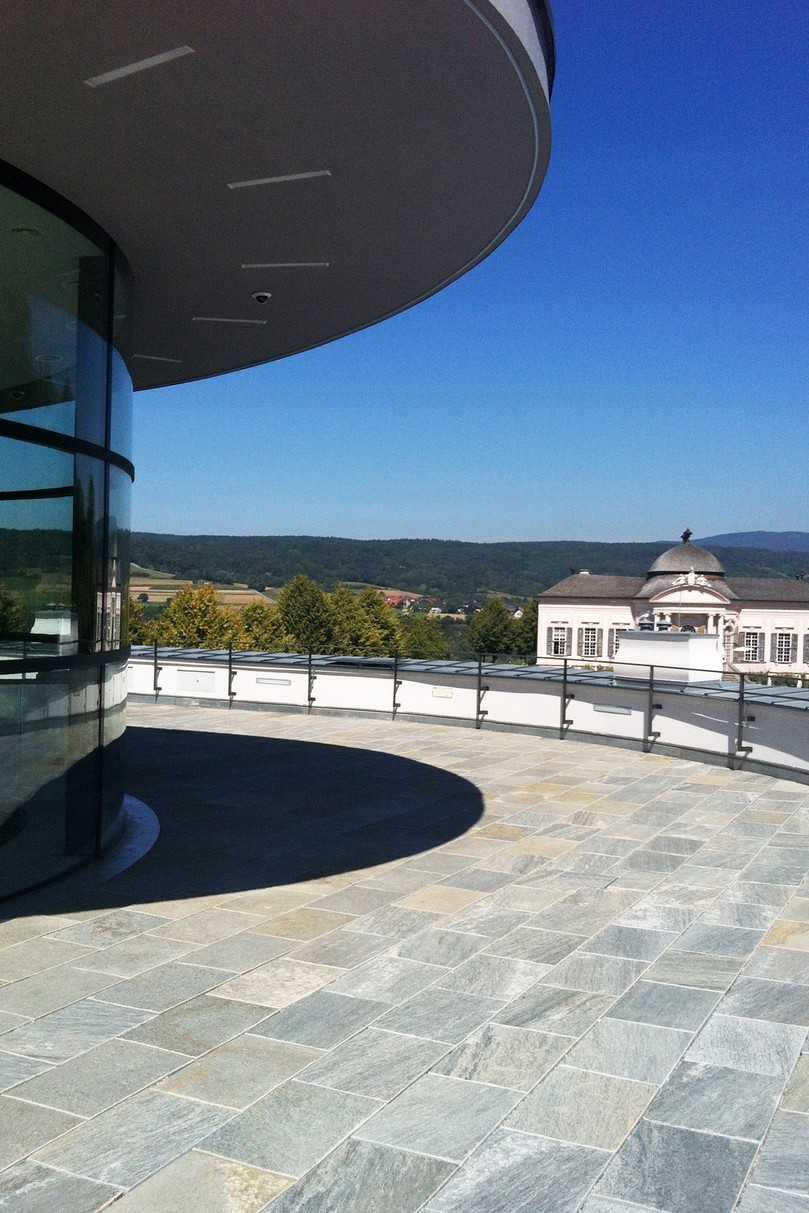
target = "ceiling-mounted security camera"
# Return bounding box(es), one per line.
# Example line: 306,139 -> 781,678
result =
252,291 -> 272,304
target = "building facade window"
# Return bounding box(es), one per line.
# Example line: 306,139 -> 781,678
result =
774,632 -> 795,664
0,170 -> 132,898
547,625 -> 570,657
581,625 -> 598,658
742,631 -> 763,663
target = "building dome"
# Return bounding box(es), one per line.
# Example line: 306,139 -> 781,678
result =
648,534 -> 725,577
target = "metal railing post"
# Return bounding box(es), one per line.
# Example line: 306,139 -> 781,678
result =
645,663 -> 661,751
735,673 -> 753,766
227,643 -> 236,707
475,654 -> 488,729
392,652 -> 401,720
152,640 -> 161,698
560,658 -> 574,738
307,650 -> 316,714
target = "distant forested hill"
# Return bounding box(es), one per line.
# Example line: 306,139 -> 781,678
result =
129,533 -> 809,603
698,531 -> 809,553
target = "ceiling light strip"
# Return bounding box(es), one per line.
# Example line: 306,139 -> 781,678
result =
192,316 -> 268,325
226,170 -> 331,190
132,354 -> 183,363
241,261 -> 331,269
84,46 -> 195,88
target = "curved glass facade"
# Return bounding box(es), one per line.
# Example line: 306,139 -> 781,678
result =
0,168 -> 132,898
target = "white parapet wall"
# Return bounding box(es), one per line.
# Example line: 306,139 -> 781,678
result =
126,650 -> 809,780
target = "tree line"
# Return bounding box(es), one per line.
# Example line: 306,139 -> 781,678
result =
129,531 -> 809,602
129,577 -> 538,660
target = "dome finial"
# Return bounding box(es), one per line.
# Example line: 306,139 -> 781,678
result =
681,527 -> 692,544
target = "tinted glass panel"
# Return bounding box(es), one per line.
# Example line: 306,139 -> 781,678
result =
0,182 -> 109,445
0,171 -> 132,898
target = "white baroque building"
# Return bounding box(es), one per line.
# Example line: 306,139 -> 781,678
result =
537,533 -> 809,674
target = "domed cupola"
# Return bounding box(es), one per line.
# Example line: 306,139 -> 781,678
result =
648,529 -> 725,578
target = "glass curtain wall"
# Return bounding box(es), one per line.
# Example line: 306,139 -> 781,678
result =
0,167 -> 132,898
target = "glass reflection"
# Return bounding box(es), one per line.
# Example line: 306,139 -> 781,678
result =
0,173 -> 132,897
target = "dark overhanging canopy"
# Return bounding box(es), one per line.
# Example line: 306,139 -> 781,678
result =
2,0 -> 553,390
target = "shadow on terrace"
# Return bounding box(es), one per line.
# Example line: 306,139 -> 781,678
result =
2,726 -> 484,919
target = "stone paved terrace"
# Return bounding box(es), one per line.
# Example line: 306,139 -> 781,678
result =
2,705 -> 809,1212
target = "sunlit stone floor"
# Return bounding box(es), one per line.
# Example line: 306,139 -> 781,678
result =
1,704 -> 809,1211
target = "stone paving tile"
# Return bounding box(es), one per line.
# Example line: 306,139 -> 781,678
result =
51,909 -> 169,949
507,1064 -> 654,1150
0,1052 -> 51,1092
258,906 -> 355,939
719,976 -> 809,1026
159,1032 -> 320,1107
253,989 -> 386,1049
700,898 -> 780,929
94,961 -> 227,1012
606,980 -> 720,1030
392,927 -> 488,968
565,1017 -> 692,1083
426,1127 -> 607,1213
298,1025 -> 448,1101
615,902 -> 699,932
33,1088 -> 230,1189
0,966 -> 116,1018
532,889 -> 639,936
11,1038 -> 187,1117
440,868 -> 514,892
351,905 -> 440,941
686,1012 -> 806,1078
174,930 -> 291,972
210,956 -> 340,1008
646,1058 -> 782,1140
328,955 -> 440,1004
641,949 -> 743,990
436,953 -> 547,1000
288,927 -> 391,968
595,1117 -> 756,1213
378,986 -> 504,1044
764,919 -> 809,950
745,850 -> 809,886
147,908 -> 268,945
356,1072 -> 519,1162
585,924 -> 676,962
579,1197 -> 660,1213
783,1055 -> 809,1112
494,984 -> 613,1037
399,884 -> 485,914
0,1159 -> 119,1213
122,994 -> 268,1055
269,1137 -> 454,1213
485,926 -> 581,965
674,923 -> 764,958
737,1185 -> 809,1212
404,852 -> 474,874
0,1000 -> 152,1063
310,886 -> 395,915
71,933 -> 199,977
107,1149 -> 290,1211
540,951 -> 648,995
202,1081 -> 379,1176
444,905 -> 530,937
0,937 -> 96,982
432,1023 -> 570,1090
0,1097 -> 80,1170
750,1110 -> 809,1197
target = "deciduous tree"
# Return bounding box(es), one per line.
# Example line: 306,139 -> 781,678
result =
466,597 -> 517,656
276,575 -> 334,653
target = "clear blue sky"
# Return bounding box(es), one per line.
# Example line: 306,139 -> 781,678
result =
133,0 -> 809,542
